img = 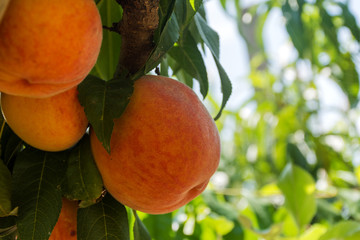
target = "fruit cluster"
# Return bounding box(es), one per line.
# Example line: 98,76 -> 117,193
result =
0,0 -> 220,239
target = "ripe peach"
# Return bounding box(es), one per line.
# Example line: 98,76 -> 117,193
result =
90,75 -> 221,214
50,198 -> 78,240
1,87 -> 88,152
0,0 -> 102,97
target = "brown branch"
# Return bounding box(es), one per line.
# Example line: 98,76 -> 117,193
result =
116,0 -> 160,76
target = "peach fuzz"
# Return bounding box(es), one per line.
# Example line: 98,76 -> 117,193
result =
50,198 -> 78,240
1,87 -> 88,152
90,75 -> 221,214
0,0 -> 102,97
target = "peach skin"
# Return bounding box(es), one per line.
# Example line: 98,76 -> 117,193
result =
90,75 -> 221,214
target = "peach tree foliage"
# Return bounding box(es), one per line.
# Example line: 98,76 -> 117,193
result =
205,0 -> 360,240
0,0 -> 231,239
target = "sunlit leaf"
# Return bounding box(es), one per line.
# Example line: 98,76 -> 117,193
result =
175,0 -> 203,31
142,213 -> 172,240
238,215 -> 283,239
259,183 -> 282,197
274,206 -> 299,237
202,216 -> 234,236
91,0 -> 122,80
355,166 -> 360,185
278,163 -> 316,230
299,224 -> 327,240
319,221 -> 360,240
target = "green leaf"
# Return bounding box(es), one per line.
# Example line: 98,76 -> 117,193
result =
287,143 -> 312,174
319,221 -> 360,240
212,57 -> 232,120
281,0 -> 307,58
133,211 -> 151,240
298,224 -> 327,240
189,0 -> 203,12
11,148 -> 67,240
194,13 -> 219,59
142,213 -> 172,240
194,13 -> 232,120
78,75 -> 133,153
337,188 -> 360,220
203,192 -> 238,221
168,32 -> 208,98
319,7 -> 339,50
156,0 -> 176,42
338,3 -> 360,42
201,216 -> 234,237
61,135 -> 103,207
238,215 -> 282,239
316,199 -> 342,224
144,12 -> 180,74
223,221 -> 244,240
177,68 -> 194,87
0,161 -> 11,217
278,163 -> 316,231
77,194 -> 130,240
91,0 -> 122,80
324,52 -> 360,107
245,196 -> 275,230
334,53 -> 359,107
175,0 -> 203,31
159,57 -> 170,77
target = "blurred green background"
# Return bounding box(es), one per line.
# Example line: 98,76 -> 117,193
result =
141,0 -> 360,239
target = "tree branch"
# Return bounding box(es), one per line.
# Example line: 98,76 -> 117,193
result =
115,0 -> 160,76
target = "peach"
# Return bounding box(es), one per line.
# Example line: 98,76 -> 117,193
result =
1,87 -> 88,152
50,198 -> 78,240
90,75 -> 221,214
0,0 -> 102,97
